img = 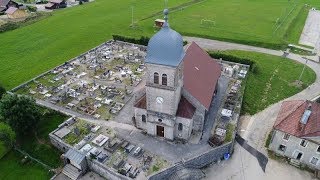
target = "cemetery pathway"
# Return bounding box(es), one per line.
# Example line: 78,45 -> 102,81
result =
37,99 -> 137,131
184,36 -> 320,180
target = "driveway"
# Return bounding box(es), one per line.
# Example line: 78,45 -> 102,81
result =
184,37 -> 320,180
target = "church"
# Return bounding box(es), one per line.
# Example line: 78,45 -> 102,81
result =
133,9 -> 221,141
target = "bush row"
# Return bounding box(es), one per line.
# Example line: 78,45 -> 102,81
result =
112,34 -> 188,46
0,12 -> 51,33
208,51 -> 257,73
112,34 -> 150,46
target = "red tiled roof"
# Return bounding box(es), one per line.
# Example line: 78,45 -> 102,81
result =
274,100 -> 320,138
5,6 -> 17,14
183,42 -> 221,110
134,95 -> 146,109
0,0 -> 10,7
176,96 -> 196,119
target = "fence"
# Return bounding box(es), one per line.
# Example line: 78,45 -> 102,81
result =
14,147 -> 53,170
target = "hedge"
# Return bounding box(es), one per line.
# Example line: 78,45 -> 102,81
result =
0,12 -> 51,33
208,51 -> 257,72
112,34 -> 188,46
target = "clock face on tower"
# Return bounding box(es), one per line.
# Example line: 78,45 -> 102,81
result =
156,96 -> 164,104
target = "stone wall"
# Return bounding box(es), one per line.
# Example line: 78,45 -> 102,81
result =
49,130 -> 72,153
182,89 -> 206,132
11,41 -> 113,92
87,159 -> 131,180
49,123 -> 132,180
148,142 -> 233,180
183,142 -> 232,169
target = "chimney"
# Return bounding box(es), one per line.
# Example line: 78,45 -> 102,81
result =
299,103 -> 312,131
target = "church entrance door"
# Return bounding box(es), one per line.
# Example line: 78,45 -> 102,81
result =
156,125 -> 164,137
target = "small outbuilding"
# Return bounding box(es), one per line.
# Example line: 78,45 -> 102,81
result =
0,0 -> 19,13
45,0 -> 66,9
154,19 -> 165,28
5,7 -> 27,19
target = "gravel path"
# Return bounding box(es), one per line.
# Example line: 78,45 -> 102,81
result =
183,36 -> 320,180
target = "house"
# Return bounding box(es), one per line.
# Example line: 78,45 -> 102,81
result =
45,0 -> 66,10
0,0 -> 19,13
269,100 -> 320,170
5,6 -> 27,19
133,9 -> 221,141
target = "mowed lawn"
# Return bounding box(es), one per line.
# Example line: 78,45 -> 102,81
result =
1,0 -> 320,90
0,151 -> 52,180
16,110 -> 69,167
0,0 -> 190,89
0,110 -> 68,180
211,51 -> 316,115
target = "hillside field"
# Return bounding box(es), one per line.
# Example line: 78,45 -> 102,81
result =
1,0 -> 320,89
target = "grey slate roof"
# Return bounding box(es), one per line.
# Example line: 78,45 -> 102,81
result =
145,24 -> 185,67
65,148 -> 86,165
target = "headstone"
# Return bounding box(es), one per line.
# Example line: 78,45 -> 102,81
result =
74,127 -> 80,136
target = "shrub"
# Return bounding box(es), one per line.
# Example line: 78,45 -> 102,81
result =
113,35 -> 150,46
208,52 -> 257,72
26,5 -> 37,12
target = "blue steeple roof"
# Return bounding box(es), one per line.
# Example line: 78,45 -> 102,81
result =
145,9 -> 185,67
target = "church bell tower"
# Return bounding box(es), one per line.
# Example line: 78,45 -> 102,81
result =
144,9 -> 185,140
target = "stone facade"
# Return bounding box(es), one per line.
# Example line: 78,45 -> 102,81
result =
145,63 -> 183,115
269,130 -> 320,170
181,89 -> 206,132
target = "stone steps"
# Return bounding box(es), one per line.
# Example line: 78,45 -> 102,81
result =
62,164 -> 82,180
290,159 -> 301,168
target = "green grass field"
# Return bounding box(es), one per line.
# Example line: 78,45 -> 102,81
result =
211,50 -> 316,115
0,141 -> 7,159
16,110 -> 69,167
1,0 -> 320,90
0,151 -> 52,180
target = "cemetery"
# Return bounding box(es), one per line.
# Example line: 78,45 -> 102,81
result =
50,117 -> 170,179
13,40 -> 147,121
209,60 -> 249,147
11,37 -> 250,179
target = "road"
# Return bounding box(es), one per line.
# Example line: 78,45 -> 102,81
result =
183,37 -> 320,180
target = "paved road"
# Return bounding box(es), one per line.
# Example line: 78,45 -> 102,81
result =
184,37 -> 320,180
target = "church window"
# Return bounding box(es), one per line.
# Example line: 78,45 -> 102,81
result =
178,123 -> 183,131
154,72 -> 159,84
142,115 -> 146,122
162,74 -> 167,86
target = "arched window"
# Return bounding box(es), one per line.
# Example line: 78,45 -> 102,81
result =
154,72 -> 159,84
162,74 -> 167,86
178,123 -> 183,131
142,115 -> 146,122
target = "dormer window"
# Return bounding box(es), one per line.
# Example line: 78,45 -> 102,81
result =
162,74 -> 167,86
154,72 -> 159,84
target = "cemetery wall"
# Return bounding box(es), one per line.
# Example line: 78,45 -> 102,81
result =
148,142 -> 233,180
49,126 -> 132,180
10,41 -> 113,92
87,159 -> 131,180
49,129 -> 72,153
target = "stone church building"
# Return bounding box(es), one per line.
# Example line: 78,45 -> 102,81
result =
134,9 -> 221,141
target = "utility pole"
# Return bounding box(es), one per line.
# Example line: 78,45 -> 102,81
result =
299,57 -> 309,83
131,6 -> 134,28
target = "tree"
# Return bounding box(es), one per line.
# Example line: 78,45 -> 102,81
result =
0,85 -> 5,100
0,122 -> 15,147
0,94 -> 41,135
